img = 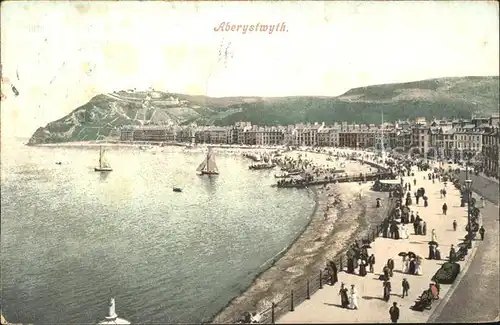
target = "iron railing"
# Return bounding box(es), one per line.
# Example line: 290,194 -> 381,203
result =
253,199 -> 396,324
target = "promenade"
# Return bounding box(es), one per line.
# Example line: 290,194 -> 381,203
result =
429,173 -> 499,323
278,165 -> 471,323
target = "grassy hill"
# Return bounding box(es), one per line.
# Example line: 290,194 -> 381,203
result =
28,76 -> 499,144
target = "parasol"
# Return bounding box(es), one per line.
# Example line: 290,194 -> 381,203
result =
361,244 -> 372,249
398,252 -> 408,257
428,241 -> 438,246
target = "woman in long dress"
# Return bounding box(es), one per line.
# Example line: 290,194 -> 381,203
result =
428,244 -> 436,260
431,229 -> 438,242
347,258 -> 355,274
349,285 -> 359,310
409,258 -> 416,275
435,246 -> 442,260
359,260 -> 367,277
383,280 -> 391,302
401,256 -> 407,273
415,258 -> 423,275
339,283 -> 349,308
330,261 -> 338,285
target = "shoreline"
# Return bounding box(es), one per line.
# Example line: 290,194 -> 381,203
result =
210,187 -> 320,322
255,186 -> 320,277
211,180 -> 391,323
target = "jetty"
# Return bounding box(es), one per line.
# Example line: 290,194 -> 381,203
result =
274,171 -> 396,188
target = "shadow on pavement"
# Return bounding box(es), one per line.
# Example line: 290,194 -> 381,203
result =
362,295 -> 384,301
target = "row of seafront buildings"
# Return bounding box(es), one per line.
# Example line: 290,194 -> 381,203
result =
119,115 -> 499,177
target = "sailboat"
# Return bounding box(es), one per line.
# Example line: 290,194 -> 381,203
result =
94,146 -> 113,172
196,147 -> 219,175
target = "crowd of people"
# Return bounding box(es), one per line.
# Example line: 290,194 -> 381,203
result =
238,149 -> 490,324
329,153 -> 488,322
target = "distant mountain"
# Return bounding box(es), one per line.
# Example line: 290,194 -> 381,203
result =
28,76 -> 499,144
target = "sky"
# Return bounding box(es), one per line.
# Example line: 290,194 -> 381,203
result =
1,0 -> 499,137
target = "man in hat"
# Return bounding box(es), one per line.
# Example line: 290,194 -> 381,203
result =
449,244 -> 456,262
389,302 -> 400,323
442,203 -> 448,215
387,258 -> 395,277
452,220 -> 457,231
402,278 -> 410,298
479,226 -> 485,241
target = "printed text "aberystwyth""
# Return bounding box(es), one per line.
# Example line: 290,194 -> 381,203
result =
214,22 -> 288,34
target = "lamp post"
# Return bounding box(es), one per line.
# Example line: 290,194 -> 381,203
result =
465,179 -> 473,249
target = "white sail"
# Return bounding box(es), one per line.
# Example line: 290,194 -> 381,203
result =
100,148 -> 111,168
208,154 -> 219,173
197,148 -> 219,174
196,160 -> 207,172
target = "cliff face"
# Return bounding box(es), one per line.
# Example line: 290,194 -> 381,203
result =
27,92 -> 210,145
28,76 -> 499,144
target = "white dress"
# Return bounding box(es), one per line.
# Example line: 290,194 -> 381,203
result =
401,226 -> 409,239
415,262 -> 423,275
349,289 -> 359,309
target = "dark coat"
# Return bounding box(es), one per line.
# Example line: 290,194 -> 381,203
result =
390,306 -> 400,320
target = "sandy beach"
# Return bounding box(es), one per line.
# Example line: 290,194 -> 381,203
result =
211,155 -> 389,323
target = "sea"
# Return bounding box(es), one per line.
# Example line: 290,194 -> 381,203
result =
0,139 -> 315,324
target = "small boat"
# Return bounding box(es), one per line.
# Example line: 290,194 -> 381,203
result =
94,146 -> 113,172
196,147 -> 219,175
55,161 -> 62,165
249,163 -> 276,170
173,187 -> 182,192
274,172 -> 289,178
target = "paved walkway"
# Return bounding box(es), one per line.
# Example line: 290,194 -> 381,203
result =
429,180 -> 499,322
278,166 -> 471,323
